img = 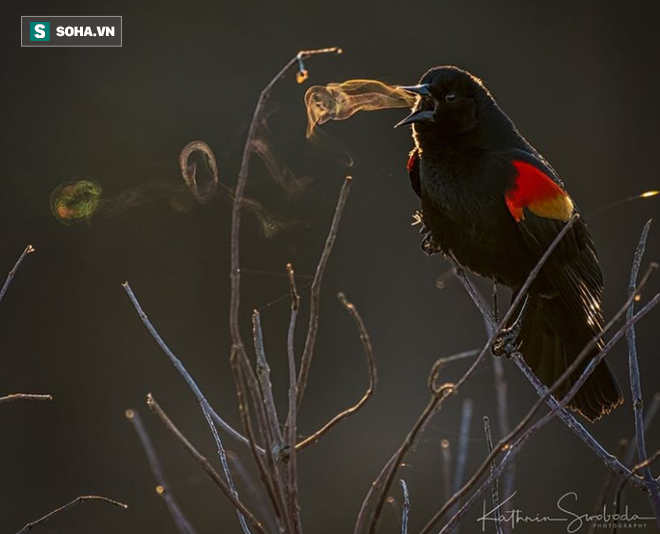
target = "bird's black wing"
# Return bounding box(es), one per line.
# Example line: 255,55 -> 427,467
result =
503,149 -> 604,332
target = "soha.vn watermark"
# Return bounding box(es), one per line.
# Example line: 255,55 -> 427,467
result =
21,16 -> 122,47
478,491 -> 655,532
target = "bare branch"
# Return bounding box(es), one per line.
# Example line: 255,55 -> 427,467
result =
449,399 -> 472,534
0,394 -> 52,405
146,393 -> 268,534
126,408 -> 198,534
483,417 -> 504,534
417,223 -> 659,534
296,291 -> 376,451
14,495 -> 127,534
252,310 -> 284,451
624,219 -> 660,523
230,350 -> 288,532
1,244 -> 35,304
400,480 -> 410,534
229,47 -> 342,376
427,291 -> 660,534
285,263 -> 303,534
297,175 -> 353,407
355,382 -> 456,534
122,282 -> 259,452
587,438 -> 628,534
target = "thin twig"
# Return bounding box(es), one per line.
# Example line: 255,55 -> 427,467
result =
230,47 -> 342,382
587,438 -> 628,534
252,310 -> 284,452
126,408 -> 198,534
122,282 -> 259,451
296,291 -> 376,451
483,417 -> 504,534
296,176 -> 353,407
624,220 -> 660,524
487,285 -> 514,534
452,260 -> 657,488
227,450 -> 280,534
230,351 -> 288,532
1,244 -> 35,304
449,399 -> 473,534
625,392 -> 660,466
285,263 -> 303,534
428,292 -> 660,534
440,439 -> 452,504
452,399 -> 473,496
146,394 -> 268,534
14,495 -> 127,534
355,382 -> 456,534
400,480 -> 410,534
0,393 -> 52,405
417,225 -> 659,534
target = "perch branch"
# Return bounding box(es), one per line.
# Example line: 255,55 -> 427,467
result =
416,223 -> 658,534
422,290 -> 660,534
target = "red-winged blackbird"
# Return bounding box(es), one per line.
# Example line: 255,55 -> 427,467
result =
397,66 -> 622,421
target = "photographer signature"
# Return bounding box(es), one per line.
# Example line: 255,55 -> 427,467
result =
477,491 -> 654,532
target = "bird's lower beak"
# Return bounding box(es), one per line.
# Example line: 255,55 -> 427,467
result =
394,110 -> 435,128
394,84 -> 434,128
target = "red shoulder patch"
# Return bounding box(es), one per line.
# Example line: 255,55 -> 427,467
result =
407,148 -> 419,174
407,148 -> 421,198
505,160 -> 574,222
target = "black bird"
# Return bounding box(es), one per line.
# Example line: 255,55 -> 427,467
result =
397,66 -> 622,421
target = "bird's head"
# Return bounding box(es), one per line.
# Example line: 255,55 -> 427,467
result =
395,66 -> 494,138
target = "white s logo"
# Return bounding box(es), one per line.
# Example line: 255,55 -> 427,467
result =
35,24 -> 45,38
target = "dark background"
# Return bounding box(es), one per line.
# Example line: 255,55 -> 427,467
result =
1,1 -> 659,532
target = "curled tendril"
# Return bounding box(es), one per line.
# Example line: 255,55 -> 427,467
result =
179,140 -> 219,204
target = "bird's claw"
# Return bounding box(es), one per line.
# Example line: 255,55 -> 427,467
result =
492,324 -> 521,358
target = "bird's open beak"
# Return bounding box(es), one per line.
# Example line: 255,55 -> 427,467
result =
398,84 -> 432,96
394,84 -> 434,128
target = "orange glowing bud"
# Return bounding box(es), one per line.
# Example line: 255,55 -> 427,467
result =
296,69 -> 309,84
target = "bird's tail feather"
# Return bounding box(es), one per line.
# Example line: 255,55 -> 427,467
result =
517,295 -> 623,422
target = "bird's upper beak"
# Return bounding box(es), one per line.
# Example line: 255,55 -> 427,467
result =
394,84 -> 434,128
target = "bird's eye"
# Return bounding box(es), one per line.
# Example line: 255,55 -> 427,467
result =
445,92 -> 457,103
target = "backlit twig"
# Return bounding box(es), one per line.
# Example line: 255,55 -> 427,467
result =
296,291 -> 376,451
146,394 -> 268,534
126,408 -> 198,534
15,495 -> 127,534
1,244 -> 35,304
624,220 -> 660,524
0,394 -> 52,405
